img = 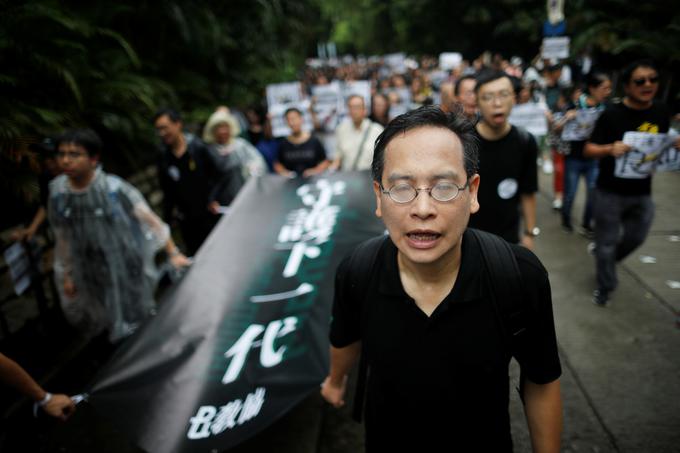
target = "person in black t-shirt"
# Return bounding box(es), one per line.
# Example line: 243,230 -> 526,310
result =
585,60 -> 680,306
469,70 -> 539,247
320,106 -> 562,452
273,107 -> 330,177
154,108 -> 224,255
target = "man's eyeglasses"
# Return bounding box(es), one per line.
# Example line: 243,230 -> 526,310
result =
380,181 -> 469,203
479,90 -> 513,103
56,151 -> 88,160
632,76 -> 659,86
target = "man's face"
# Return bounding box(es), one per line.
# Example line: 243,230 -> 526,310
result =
285,111 -> 303,134
477,77 -> 515,129
457,79 -> 477,114
348,97 -> 366,124
57,142 -> 97,181
373,126 -> 480,267
154,114 -> 183,146
625,66 -> 659,105
439,82 -> 455,110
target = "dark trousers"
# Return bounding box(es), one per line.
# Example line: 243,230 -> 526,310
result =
593,188 -> 654,293
180,214 -> 218,256
562,157 -> 598,228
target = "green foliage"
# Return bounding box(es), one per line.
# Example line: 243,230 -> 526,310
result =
1,0 -> 323,214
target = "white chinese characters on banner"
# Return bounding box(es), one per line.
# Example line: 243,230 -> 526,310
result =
187,388 -> 266,439
615,130 -> 680,178
561,108 -> 604,142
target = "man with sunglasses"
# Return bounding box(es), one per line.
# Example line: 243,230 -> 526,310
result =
321,106 -> 562,452
585,60 -> 680,307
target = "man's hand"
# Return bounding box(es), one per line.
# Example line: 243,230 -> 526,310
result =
42,394 -> 76,421
208,201 -> 221,215
63,276 -> 76,298
611,141 -> 632,157
320,375 -> 348,408
673,136 -> 680,150
564,109 -> 577,121
170,252 -> 192,269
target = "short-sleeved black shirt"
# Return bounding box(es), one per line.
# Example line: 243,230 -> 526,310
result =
330,229 -> 561,452
277,135 -> 327,174
469,126 -> 538,243
589,101 -> 670,196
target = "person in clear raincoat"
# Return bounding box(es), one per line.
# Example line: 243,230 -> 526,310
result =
48,129 -> 191,343
202,108 -> 267,212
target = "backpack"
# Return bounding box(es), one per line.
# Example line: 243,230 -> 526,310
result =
344,228 -> 527,422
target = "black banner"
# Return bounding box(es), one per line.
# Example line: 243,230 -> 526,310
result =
87,171 -> 384,453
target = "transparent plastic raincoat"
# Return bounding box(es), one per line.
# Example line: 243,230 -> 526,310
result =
48,168 -> 169,342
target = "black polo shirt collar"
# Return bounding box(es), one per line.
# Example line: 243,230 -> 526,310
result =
377,229 -> 483,312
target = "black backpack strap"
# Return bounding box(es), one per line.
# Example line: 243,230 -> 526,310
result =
344,234 -> 386,423
468,229 -> 526,357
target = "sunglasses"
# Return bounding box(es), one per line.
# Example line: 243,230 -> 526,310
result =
632,76 -> 659,86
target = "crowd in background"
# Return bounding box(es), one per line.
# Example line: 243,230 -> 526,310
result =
4,48 -> 680,421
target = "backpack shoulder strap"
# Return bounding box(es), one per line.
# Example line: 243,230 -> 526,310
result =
343,234 -> 386,423
468,228 -> 526,351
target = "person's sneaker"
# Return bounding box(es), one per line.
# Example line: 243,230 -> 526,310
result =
542,160 -> 554,174
552,198 -> 563,210
578,225 -> 595,239
561,220 -> 573,233
587,242 -> 596,256
592,289 -> 608,307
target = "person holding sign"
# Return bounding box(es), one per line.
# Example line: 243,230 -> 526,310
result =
274,107 -> 330,178
331,95 -> 383,171
321,106 -> 562,452
558,72 -> 611,234
585,60 -> 680,307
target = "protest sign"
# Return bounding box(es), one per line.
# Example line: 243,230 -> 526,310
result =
269,100 -> 313,138
384,52 -> 407,73
561,108 -> 604,141
542,36 -> 570,59
266,82 -> 304,107
266,82 -> 313,137
509,102 -> 549,137
337,80 -> 372,124
87,172 -> 385,453
3,242 -> 31,295
615,130 -> 680,178
439,52 -> 462,70
312,82 -> 342,133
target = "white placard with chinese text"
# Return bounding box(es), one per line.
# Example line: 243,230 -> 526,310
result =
615,130 -> 680,178
509,102 -> 549,137
561,108 -> 603,141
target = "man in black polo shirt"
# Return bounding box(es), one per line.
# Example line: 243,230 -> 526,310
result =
585,60 -> 680,306
154,108 -> 224,255
321,106 -> 562,451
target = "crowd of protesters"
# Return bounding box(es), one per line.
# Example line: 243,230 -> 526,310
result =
3,48 -> 680,428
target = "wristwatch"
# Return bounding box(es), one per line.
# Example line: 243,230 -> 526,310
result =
524,227 -> 540,237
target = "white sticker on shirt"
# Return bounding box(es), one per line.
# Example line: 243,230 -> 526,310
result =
497,178 -> 518,199
168,165 -> 180,182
